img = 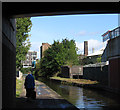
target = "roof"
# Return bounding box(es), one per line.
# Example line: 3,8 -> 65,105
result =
87,47 -> 105,56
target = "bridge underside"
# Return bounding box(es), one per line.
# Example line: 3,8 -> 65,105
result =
1,2 -> 120,109
2,2 -> 119,18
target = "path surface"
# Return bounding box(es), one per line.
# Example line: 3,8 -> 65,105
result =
15,80 -> 79,110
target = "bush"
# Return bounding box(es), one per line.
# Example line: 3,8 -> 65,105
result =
21,67 -> 32,74
96,56 -> 101,63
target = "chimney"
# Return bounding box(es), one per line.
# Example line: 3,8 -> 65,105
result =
84,41 -> 88,56
92,48 -> 94,53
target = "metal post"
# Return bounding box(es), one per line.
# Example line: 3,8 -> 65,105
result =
119,27 -> 120,36
108,31 -> 111,40
113,30 -> 115,38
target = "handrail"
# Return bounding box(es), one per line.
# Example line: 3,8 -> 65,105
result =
102,26 -> 120,42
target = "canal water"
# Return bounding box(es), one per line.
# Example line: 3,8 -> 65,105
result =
38,77 -> 120,110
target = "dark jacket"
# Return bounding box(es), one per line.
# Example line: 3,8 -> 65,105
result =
24,74 -> 35,89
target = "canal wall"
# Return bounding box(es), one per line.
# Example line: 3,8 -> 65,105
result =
83,62 -> 108,85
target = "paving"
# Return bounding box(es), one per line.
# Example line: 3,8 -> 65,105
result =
15,80 -> 79,110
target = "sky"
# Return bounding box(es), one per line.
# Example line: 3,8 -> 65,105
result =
29,14 -> 118,59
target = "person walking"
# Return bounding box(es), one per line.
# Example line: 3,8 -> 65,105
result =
24,71 -> 35,101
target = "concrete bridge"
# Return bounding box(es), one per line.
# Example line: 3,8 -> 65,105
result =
1,2 -> 119,109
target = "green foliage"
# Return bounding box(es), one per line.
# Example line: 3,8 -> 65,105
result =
21,67 -> 32,74
16,78 -> 23,97
34,60 -> 41,77
78,55 -> 102,65
38,38 -> 78,77
78,55 -> 85,65
96,56 -> 101,63
62,39 -> 78,65
16,17 -> 32,70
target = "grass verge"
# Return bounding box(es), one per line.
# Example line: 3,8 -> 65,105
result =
50,77 -> 98,85
16,78 -> 23,97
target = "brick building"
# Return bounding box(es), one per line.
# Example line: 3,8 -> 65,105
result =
22,50 -> 37,68
40,43 -> 51,58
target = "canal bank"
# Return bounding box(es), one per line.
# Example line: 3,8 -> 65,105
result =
16,80 -> 79,110
50,77 -> 120,95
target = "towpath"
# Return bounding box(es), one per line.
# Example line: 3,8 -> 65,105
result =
15,80 -> 79,110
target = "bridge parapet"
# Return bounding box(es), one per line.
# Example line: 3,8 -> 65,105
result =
102,35 -> 120,62
102,26 -> 120,42
102,26 -> 120,62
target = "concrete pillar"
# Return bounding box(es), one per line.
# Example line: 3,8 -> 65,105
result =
69,67 -> 72,78
2,16 -> 16,108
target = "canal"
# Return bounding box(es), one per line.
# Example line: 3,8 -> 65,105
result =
38,77 -> 120,110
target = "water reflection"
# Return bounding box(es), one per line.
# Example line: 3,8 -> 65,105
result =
58,85 -> 106,109
38,77 -> 120,110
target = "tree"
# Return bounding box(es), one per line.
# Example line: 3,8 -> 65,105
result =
38,38 -> 79,77
21,67 -> 32,74
62,38 -> 78,66
16,17 -> 32,70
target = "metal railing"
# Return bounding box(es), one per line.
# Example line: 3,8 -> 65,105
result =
102,26 -> 120,42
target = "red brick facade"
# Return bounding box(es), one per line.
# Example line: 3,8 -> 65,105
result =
40,43 -> 51,58
109,57 -> 120,91
84,41 -> 88,56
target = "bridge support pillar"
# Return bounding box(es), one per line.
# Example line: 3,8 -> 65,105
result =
2,16 -> 16,108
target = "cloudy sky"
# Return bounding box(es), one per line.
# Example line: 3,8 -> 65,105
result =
29,14 -> 118,59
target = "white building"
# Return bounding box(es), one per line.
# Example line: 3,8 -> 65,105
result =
87,47 -> 105,57
22,50 -> 37,68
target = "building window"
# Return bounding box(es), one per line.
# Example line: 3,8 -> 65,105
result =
33,57 -> 36,60
33,52 -> 37,55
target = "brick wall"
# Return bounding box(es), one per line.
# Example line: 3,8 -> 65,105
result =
109,57 -> 120,91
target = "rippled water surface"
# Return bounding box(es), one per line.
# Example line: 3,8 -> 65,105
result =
38,77 -> 120,110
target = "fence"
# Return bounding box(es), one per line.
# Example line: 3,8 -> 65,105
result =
83,63 -> 108,85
